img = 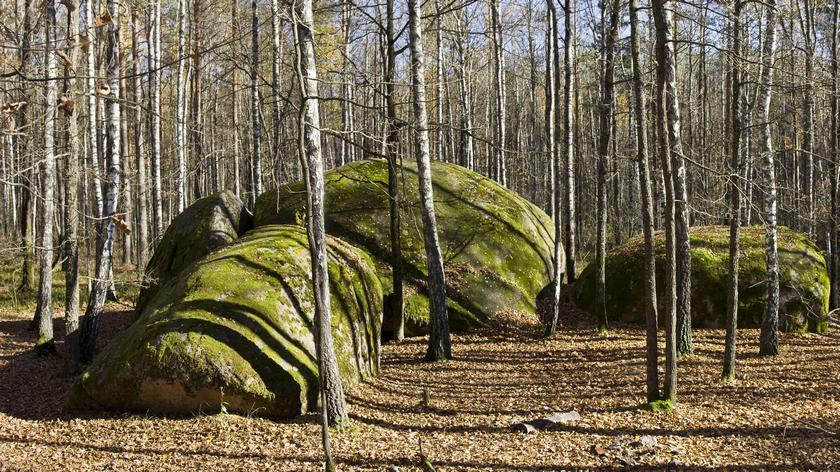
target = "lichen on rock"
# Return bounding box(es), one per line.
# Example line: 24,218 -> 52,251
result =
574,225 -> 829,333
71,225 -> 382,417
253,159 -> 558,337
137,191 -> 253,314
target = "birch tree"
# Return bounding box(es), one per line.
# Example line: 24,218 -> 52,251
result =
251,0 -> 262,204
544,0 -> 564,337
132,8 -> 149,271
408,0 -> 452,360
384,0 -> 405,341
271,0 -> 285,174
758,0 -> 780,357
35,0 -> 58,354
723,0 -> 743,381
63,0 -> 83,371
490,0 -> 506,185
564,0 -> 577,282
80,0 -> 122,363
175,0 -> 187,213
652,0 -> 678,403
148,0 -> 164,240
230,0 -> 242,198
629,0 -> 659,403
595,0 -> 620,333
293,0 -> 349,446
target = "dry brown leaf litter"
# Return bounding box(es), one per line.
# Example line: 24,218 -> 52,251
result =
0,305 -> 838,471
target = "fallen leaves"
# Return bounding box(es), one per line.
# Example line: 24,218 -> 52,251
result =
0,301 -> 839,470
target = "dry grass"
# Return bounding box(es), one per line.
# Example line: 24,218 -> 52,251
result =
0,303 -> 839,471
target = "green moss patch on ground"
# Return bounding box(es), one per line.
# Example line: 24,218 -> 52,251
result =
574,225 -> 829,332
72,225 -> 382,417
254,159 -> 557,336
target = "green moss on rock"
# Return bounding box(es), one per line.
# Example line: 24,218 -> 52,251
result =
71,225 -> 382,418
574,226 -> 829,332
136,191 -> 253,314
253,159 -> 557,336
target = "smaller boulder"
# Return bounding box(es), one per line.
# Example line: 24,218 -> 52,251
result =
574,225 -> 829,332
137,191 -> 252,313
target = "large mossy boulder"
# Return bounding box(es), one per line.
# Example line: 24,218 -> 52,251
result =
254,159 -> 557,337
72,225 -> 382,417
137,191 -> 253,313
574,225 -> 829,332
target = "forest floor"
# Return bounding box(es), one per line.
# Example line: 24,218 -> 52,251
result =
1,298 -> 839,471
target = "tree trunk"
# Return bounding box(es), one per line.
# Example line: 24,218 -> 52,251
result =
63,0 -> 83,372
435,0 -> 445,164
250,0 -> 262,205
36,0 -> 59,354
758,0 -> 780,356
454,11 -> 475,171
231,0 -> 242,198
190,0 -> 205,201
629,0 -> 659,403
663,5 -> 693,357
85,0 -> 103,220
132,8 -> 149,273
293,0 -> 348,438
563,0 -> 577,283
80,0 -> 121,363
408,0 -> 452,361
148,0 -> 164,241
798,0 -> 816,237
271,0 -> 285,177
595,0 -> 620,333
17,0 -> 36,293
490,0 -> 506,186
723,0 -> 743,381
652,0 -> 678,403
385,0 -> 405,342
544,0 -> 563,337
831,0 -> 840,312
175,0 -> 188,213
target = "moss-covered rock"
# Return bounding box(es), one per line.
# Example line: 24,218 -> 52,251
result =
71,225 -> 382,417
253,159 -> 557,337
137,191 -> 253,313
574,225 -> 829,332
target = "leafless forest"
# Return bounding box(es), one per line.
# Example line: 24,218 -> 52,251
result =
0,0 -> 839,469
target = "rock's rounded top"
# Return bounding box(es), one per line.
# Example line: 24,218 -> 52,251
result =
73,224 -> 382,417
137,191 -> 253,314
574,225 -> 829,332
254,159 -> 558,336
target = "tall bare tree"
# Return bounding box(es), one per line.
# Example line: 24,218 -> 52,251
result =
35,0 -> 59,354
250,0 -> 262,204
563,0 -> 577,283
595,0 -> 620,333
652,0 -> 678,403
408,0 -> 452,360
80,0 -> 122,363
544,0 -> 563,337
758,0 -> 780,356
629,0 -> 659,403
148,0 -> 164,240
490,0 -> 506,185
723,0 -> 743,381
63,0 -> 83,371
175,0 -> 188,213
384,0 -> 405,341
293,0 -> 348,449
131,8 -> 149,271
